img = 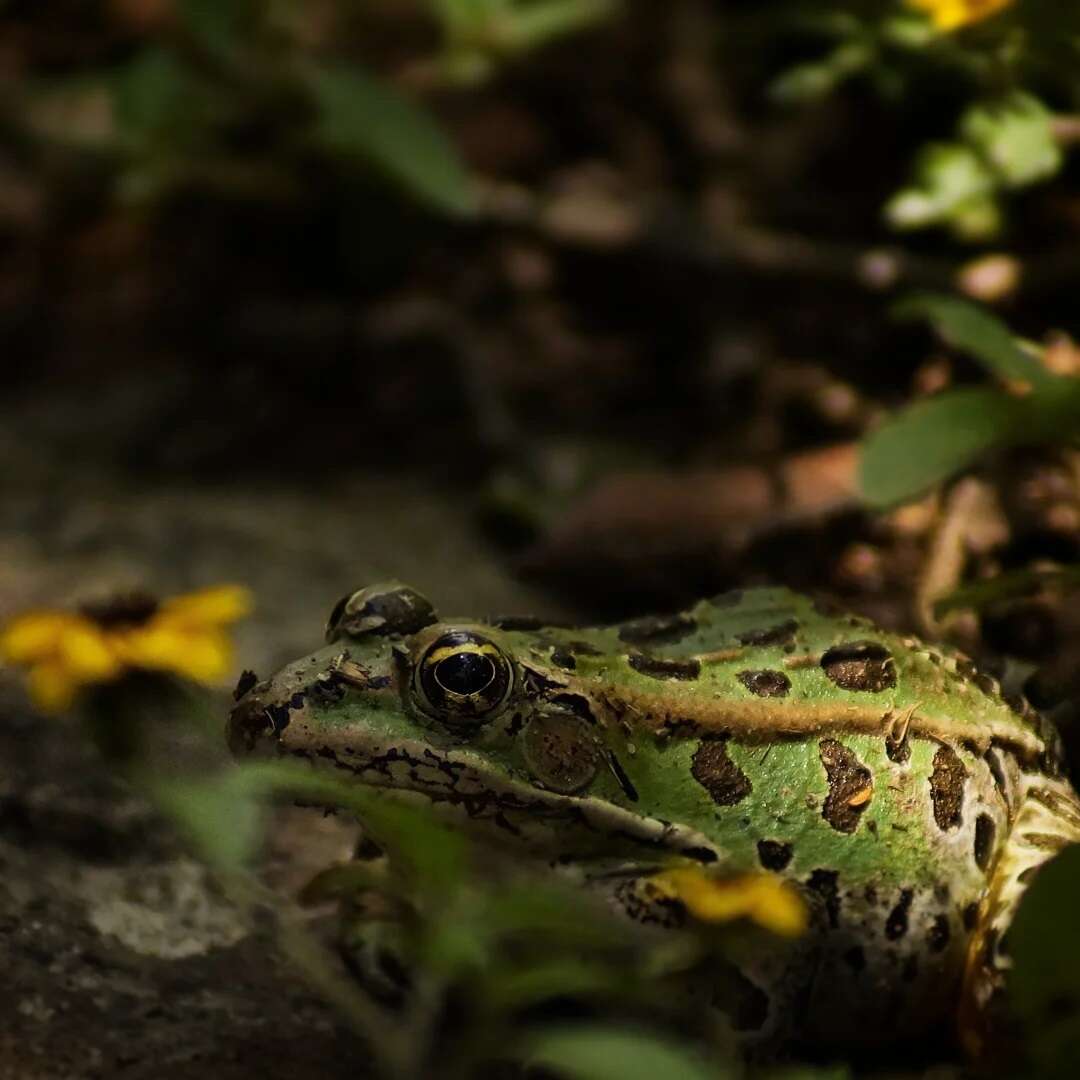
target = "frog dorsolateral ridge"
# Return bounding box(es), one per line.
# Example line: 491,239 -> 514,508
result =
228,583 -> 1080,1048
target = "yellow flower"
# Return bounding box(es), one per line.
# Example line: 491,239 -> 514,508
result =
647,867 -> 808,937
0,585 -> 252,712
906,0 -> 1012,32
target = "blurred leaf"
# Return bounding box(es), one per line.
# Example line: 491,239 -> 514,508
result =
493,0 -> 618,52
769,40 -> 874,104
946,192 -> 1002,241
526,1025 -> 726,1080
1007,845 -> 1080,1078
858,386 -> 1026,507
179,0 -> 243,56
152,768 -> 266,870
433,0 -> 617,53
933,563 -> 1080,616
153,757 -> 467,885
422,910 -> 493,975
885,142 -> 995,234
112,47 -> 217,152
305,64 -> 474,216
488,959 -> 630,1010
962,91 -> 1062,188
298,860 -> 389,906
892,292 -> 1054,388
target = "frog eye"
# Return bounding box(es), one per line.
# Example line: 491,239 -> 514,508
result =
413,630 -> 514,725
326,582 -> 437,643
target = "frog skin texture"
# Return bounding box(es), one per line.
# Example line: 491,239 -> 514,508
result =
228,584 -> 1080,1049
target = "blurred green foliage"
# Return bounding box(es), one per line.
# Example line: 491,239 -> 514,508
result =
858,293 -> 1080,507
1009,845 -> 1080,1079
431,0 -> 620,83
14,0 -> 624,215
15,0 -> 1078,237
771,2 -> 1080,239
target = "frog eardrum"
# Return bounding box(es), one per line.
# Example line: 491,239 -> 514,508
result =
411,629 -> 515,725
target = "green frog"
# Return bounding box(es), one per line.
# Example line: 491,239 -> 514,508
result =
228,584 -> 1080,1049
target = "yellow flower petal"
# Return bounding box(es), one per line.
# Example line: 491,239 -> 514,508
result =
906,0 -> 1011,31
648,868 -> 808,937
159,585 -> 253,627
26,661 -> 82,713
0,612 -> 79,663
56,621 -> 122,681
118,623 -> 233,683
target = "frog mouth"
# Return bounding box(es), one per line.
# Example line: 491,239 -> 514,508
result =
312,735 -> 724,864
231,692 -> 724,865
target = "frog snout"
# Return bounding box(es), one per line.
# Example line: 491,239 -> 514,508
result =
227,679 -> 304,758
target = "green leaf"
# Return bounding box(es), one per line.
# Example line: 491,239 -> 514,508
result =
152,769 -> 267,870
488,960 -> 629,1010
112,47 -> 220,153
1007,845 -> 1080,1078
769,41 -> 874,105
892,292 -> 1053,388
858,386 -> 1026,507
493,0 -> 619,53
305,64 -> 474,216
885,142 -> 994,232
962,92 -> 1062,189
179,0 -> 244,56
526,1026 -> 727,1080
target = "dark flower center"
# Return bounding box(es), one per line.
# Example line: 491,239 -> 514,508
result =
80,591 -> 160,629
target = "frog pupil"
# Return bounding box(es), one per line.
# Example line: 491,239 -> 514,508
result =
435,652 -> 496,696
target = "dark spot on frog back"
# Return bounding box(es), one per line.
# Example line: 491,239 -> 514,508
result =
738,669 -> 791,698
550,647 -> 576,671
617,612 -> 697,645
820,641 -> 896,692
805,868 -> 841,929
737,619 -> 799,648
928,914 -> 950,952
627,652 -> 701,681
819,739 -> 873,833
757,839 -> 793,871
974,813 -> 996,871
885,889 -> 913,940
691,736 -> 752,806
929,744 -> 967,830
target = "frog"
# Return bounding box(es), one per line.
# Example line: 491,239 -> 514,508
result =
228,583 -> 1080,1050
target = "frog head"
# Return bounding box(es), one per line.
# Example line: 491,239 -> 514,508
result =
228,583 -> 713,862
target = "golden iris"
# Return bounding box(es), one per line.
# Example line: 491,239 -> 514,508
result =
413,630 -> 514,725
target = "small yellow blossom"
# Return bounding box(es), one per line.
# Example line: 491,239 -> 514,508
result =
0,585 -> 252,712
906,0 -> 1012,32
647,867 -> 808,937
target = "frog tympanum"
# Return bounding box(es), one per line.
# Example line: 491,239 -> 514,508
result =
228,584 -> 1080,1049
